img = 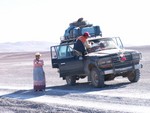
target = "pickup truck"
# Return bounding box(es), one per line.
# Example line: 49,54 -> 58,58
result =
50,36 -> 143,87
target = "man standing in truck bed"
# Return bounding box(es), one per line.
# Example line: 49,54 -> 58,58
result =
74,32 -> 91,56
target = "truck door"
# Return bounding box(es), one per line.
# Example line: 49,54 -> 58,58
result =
51,44 -> 84,77
50,46 -> 59,68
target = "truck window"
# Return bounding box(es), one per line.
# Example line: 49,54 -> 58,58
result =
58,45 -> 74,59
51,46 -> 58,59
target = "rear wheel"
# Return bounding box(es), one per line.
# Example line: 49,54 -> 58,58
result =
127,69 -> 140,82
65,76 -> 76,85
91,68 -> 104,88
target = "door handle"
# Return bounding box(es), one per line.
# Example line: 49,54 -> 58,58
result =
60,63 -> 66,65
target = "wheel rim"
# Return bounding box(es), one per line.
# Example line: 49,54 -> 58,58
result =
66,76 -> 71,84
128,75 -> 134,81
92,71 -> 99,85
91,68 -> 105,88
128,70 -> 140,82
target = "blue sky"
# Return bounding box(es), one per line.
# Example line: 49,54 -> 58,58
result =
0,0 -> 149,46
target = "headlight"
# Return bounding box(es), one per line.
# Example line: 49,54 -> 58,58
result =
98,57 -> 112,65
132,53 -> 142,60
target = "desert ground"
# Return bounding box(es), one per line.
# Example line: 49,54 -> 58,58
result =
0,46 -> 150,113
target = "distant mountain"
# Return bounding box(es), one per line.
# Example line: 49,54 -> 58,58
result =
0,41 -> 58,52
1,41 -> 149,53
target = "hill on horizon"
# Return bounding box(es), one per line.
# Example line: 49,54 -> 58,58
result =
0,41 -> 58,52
0,41 -> 150,53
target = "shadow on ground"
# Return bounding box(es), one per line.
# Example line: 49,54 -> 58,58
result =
0,81 -> 131,100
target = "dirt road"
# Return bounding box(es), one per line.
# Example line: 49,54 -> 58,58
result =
0,46 -> 150,113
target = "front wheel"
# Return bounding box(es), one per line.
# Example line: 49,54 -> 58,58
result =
91,68 -> 104,88
65,76 -> 76,86
127,69 -> 140,82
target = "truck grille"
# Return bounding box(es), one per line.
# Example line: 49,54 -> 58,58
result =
112,54 -> 133,68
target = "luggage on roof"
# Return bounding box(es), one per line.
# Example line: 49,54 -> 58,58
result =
63,18 -> 102,41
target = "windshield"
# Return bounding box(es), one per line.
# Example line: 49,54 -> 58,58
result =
87,38 -> 119,53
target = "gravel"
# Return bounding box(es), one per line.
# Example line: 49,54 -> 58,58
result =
0,97 -> 125,113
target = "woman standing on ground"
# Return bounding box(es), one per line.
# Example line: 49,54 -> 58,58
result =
33,52 -> 45,91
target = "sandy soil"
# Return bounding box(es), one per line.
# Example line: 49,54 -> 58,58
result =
0,45 -> 150,113
0,96 -> 117,113
0,51 -> 115,113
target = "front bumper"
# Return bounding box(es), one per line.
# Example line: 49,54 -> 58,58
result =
104,64 -> 143,75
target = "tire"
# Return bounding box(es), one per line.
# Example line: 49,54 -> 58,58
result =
65,76 -> 76,86
127,69 -> 140,82
91,68 -> 104,88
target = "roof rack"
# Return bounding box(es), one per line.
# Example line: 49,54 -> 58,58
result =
60,37 -> 76,44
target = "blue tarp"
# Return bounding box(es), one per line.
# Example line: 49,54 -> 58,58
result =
64,25 -> 102,40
